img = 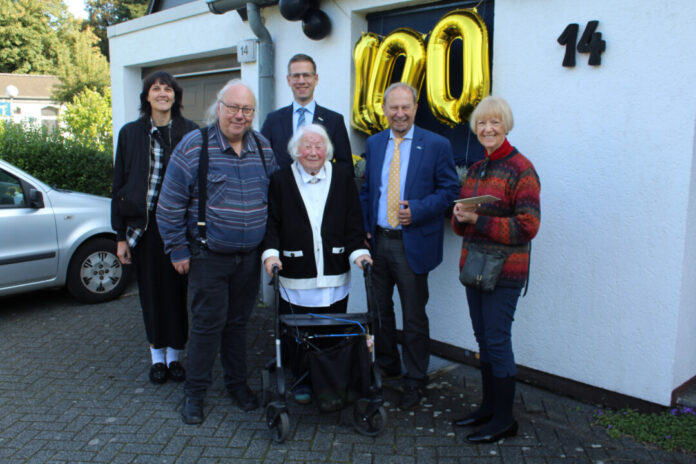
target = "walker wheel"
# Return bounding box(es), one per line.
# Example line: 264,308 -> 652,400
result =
265,404 -> 290,443
351,399 -> 387,436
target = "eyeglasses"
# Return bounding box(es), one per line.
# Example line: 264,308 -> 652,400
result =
288,72 -> 316,81
219,101 -> 255,116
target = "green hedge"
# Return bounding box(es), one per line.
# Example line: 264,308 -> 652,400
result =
0,121 -> 113,197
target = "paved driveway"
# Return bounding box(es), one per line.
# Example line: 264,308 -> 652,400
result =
1,289 -> 694,463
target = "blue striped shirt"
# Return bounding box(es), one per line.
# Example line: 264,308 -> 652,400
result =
157,123 -> 277,262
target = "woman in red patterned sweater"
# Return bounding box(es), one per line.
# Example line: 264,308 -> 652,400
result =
452,96 -> 540,443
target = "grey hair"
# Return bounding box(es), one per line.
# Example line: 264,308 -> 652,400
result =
204,79 -> 256,125
383,82 -> 418,105
287,123 -> 334,162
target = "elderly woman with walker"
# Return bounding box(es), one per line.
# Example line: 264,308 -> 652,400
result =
261,123 -> 372,405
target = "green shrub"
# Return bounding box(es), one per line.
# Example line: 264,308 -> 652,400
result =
594,406 -> 696,453
0,121 -> 112,197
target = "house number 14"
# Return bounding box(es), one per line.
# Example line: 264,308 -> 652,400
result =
557,20 -> 606,67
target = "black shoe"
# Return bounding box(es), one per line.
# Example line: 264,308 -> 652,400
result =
149,363 -> 167,384
466,420 -> 518,443
454,412 -> 493,427
167,361 -> 186,382
229,383 -> 259,411
399,385 -> 423,409
181,396 -> 204,425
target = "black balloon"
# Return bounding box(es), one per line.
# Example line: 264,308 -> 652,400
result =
279,0 -> 310,21
302,8 -> 331,40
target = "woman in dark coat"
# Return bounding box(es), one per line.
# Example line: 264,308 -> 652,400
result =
111,71 -> 199,384
261,123 -> 371,404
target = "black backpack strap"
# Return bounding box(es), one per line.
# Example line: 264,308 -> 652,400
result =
522,241 -> 531,297
197,127 -> 209,248
250,130 -> 268,176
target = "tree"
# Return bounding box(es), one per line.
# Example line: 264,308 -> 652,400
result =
53,26 -> 110,103
61,87 -> 113,152
85,0 -> 149,59
0,0 -> 70,74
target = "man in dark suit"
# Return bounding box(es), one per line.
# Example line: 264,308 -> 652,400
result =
261,54 -> 352,169
360,82 -> 459,409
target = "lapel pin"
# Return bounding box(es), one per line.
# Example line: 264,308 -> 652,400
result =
318,116 -> 324,122
417,146 -> 422,150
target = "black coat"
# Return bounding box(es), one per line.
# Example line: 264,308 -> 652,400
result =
260,103 -> 352,170
111,116 -> 199,240
262,163 -> 365,281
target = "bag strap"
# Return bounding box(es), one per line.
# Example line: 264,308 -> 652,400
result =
197,127 -> 209,248
522,241 -> 531,297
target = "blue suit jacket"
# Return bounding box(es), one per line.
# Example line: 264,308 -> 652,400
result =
359,125 -> 459,274
260,103 -> 352,169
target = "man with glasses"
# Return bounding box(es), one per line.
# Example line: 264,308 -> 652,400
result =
157,80 -> 277,425
261,53 -> 352,169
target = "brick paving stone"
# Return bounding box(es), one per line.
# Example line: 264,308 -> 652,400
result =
52,450 -> 98,462
243,438 -> 272,459
91,443 -> 125,463
520,458 -> 546,464
328,441 -> 352,461
201,445 -> 245,459
372,454 -> 415,464
435,458 -> 460,464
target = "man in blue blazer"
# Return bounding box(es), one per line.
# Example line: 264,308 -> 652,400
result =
360,82 -> 459,409
261,54 -> 352,169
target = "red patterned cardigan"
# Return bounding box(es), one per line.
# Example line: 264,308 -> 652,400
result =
451,139 -> 541,288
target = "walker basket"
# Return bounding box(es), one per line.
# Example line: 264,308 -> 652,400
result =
307,335 -> 372,413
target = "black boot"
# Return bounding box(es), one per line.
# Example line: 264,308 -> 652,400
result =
454,362 -> 494,427
467,375 -> 517,443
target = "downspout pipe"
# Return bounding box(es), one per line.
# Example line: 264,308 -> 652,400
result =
246,2 -> 274,122
206,0 -> 275,123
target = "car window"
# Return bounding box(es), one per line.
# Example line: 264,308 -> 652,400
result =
0,170 -> 25,207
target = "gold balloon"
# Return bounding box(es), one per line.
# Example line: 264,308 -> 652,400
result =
366,28 -> 426,131
351,33 -> 381,134
426,9 -> 490,127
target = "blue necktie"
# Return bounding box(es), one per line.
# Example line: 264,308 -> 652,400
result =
296,107 -> 308,131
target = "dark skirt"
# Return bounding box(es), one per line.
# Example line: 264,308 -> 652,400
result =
131,217 -> 188,349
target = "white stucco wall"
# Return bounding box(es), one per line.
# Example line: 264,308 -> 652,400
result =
488,0 -> 696,404
108,0 -> 696,405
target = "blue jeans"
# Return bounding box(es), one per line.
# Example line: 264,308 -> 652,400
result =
184,246 -> 260,398
466,286 -> 521,378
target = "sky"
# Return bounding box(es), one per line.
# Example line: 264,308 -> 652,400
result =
65,0 -> 88,19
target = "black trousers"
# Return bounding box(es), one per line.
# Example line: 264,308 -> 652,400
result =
278,296 -> 348,384
185,246 -> 260,398
132,218 -> 188,350
371,234 -> 430,387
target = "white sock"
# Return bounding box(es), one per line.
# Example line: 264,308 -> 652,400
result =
150,347 -> 165,365
166,347 -> 180,366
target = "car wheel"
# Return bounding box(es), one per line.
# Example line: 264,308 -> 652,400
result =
66,237 -> 129,304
